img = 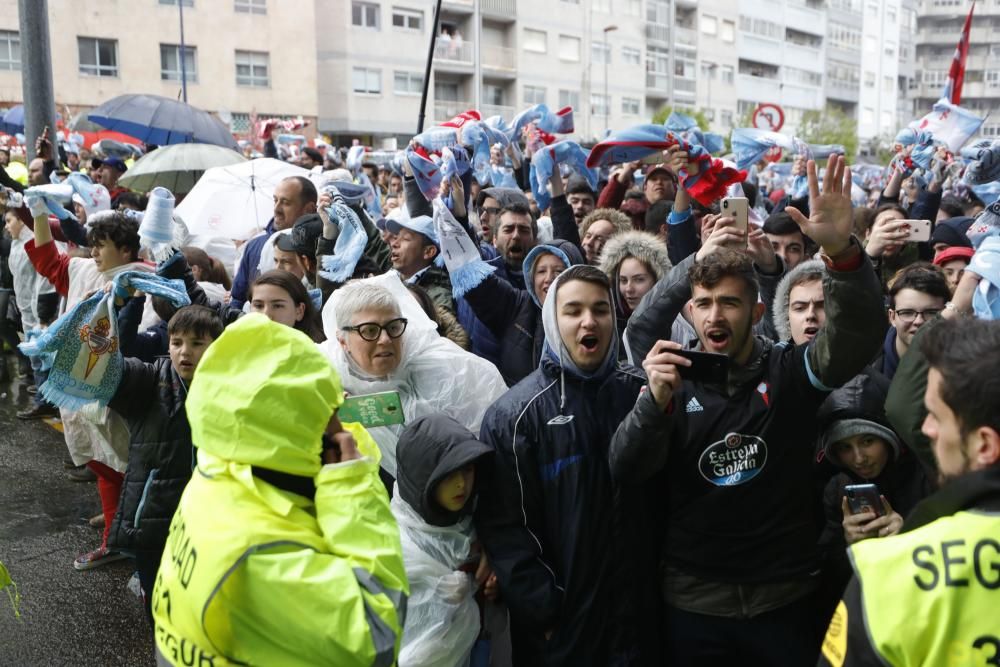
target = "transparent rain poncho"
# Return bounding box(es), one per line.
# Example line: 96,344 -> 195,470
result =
391,492 -> 479,667
321,272 -> 508,477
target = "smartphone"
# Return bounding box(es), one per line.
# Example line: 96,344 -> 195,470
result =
675,349 -> 729,385
845,483 -> 884,518
899,219 -> 932,243
721,197 -> 749,247
338,391 -> 405,428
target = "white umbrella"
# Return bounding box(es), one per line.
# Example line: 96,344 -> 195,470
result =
177,158 -> 312,241
119,143 -> 246,194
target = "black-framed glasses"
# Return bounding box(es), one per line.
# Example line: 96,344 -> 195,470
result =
478,206 -> 501,218
893,308 -> 942,323
342,318 -> 408,342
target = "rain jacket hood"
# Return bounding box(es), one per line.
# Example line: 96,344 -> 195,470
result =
772,259 -> 827,342
817,370 -> 901,466
598,230 -> 672,317
187,313 -> 344,478
396,414 -> 493,527
541,269 -> 620,381
524,240 -> 584,309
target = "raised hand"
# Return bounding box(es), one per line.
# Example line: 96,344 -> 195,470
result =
786,155 -> 854,257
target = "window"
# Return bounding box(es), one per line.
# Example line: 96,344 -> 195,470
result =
235,50 -> 269,86
524,85 -> 546,105
887,7 -> 896,23
647,0 -> 669,24
559,89 -> 579,109
986,70 -> 1000,88
622,0 -> 641,15
558,35 -> 580,62
701,15 -> 718,35
866,2 -> 878,16
352,1 -> 379,28
392,7 -> 422,30
523,28 -> 547,53
352,66 -> 381,94
393,71 -> 423,94
591,42 -> 611,65
828,22 -> 861,50
622,97 -> 640,115
622,46 -> 641,65
737,100 -> 756,117
483,84 -> 505,106
883,42 -> 895,58
864,35 -> 877,53
864,71 -> 875,87
739,16 -> 782,40
78,37 -> 118,77
0,31 -> 19,71
160,44 -> 197,82
720,19 -> 735,42
590,93 -> 609,116
784,66 -> 821,86
882,75 -> 894,92
721,110 -> 733,126
234,0 -> 266,12
721,64 -> 734,84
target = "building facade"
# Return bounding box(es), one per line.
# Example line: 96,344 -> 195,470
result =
0,0 -> 321,140
0,0 -> 962,150
909,0 -> 1000,140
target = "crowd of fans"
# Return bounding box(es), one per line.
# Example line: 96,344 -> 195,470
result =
2,108 -> 999,667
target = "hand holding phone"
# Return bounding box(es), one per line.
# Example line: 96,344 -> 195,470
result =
841,485 -> 903,544
898,219 -> 932,243
674,348 -> 729,385
641,340 -> 690,409
721,197 -> 749,248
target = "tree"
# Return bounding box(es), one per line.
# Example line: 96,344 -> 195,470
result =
796,107 -> 859,163
651,105 -> 711,131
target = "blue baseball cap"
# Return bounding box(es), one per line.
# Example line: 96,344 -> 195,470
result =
385,214 -> 438,246
93,155 -> 128,173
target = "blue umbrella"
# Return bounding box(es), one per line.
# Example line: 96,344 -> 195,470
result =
1,105 -> 62,135
87,94 -> 237,149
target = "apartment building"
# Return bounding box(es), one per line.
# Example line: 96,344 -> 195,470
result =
857,0 -> 903,141
692,0 -> 738,131
0,0 -> 320,139
909,0 -> 1000,140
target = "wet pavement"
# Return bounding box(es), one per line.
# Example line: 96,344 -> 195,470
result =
0,377 -> 154,666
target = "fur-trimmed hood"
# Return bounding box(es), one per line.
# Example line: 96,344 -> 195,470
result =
598,230 -> 672,281
772,258 -> 827,342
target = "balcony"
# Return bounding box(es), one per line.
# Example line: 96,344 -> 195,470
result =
785,42 -> 822,67
780,82 -> 823,109
442,0 -> 473,13
434,100 -> 473,123
481,0 -> 516,20
784,3 -> 825,36
646,72 -> 669,97
645,23 -> 670,44
434,41 -> 474,72
481,103 -> 515,119
482,45 -> 516,74
826,79 -> 860,103
739,34 -> 782,66
736,73 -> 782,102
917,25 -> 993,45
674,25 -> 697,47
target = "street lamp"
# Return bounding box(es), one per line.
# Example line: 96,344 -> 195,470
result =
602,24 -> 618,135
705,62 -> 717,128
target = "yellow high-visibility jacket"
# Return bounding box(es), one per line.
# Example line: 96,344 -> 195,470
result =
151,314 -> 408,667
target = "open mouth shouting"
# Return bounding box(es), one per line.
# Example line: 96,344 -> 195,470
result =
704,328 -> 731,352
802,325 -> 819,340
578,334 -> 601,355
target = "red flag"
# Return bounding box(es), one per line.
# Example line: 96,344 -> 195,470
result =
942,1 -> 975,105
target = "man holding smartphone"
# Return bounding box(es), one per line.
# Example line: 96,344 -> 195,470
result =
610,156 -> 887,664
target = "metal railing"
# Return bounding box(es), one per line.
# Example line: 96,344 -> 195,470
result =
481,0 -> 515,16
434,40 -> 474,64
645,23 -> 670,43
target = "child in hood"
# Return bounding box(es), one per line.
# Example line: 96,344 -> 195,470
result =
391,413 -> 500,667
815,370 -> 933,621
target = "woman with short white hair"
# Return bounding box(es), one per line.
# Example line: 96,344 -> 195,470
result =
323,273 -> 507,479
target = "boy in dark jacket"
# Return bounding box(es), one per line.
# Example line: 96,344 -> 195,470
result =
107,305 -> 224,618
